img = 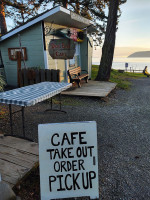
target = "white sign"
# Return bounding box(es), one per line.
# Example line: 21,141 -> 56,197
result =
71,12 -> 90,25
38,121 -> 99,200
125,63 -> 128,68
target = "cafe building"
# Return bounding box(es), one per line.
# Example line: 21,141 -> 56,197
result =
0,6 -> 96,86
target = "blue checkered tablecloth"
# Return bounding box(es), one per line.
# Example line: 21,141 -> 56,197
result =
0,82 -> 72,107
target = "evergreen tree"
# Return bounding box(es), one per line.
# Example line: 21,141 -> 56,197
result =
38,0 -> 126,81
6,0 -> 40,26
0,0 -> 127,81
0,1 -> 7,34
95,0 -> 127,81
0,0 -> 40,34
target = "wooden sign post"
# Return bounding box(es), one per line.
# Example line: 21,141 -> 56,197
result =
17,51 -> 21,87
8,47 -> 27,87
38,121 -> 99,200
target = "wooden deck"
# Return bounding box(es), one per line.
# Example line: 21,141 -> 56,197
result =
0,136 -> 39,188
62,80 -> 117,97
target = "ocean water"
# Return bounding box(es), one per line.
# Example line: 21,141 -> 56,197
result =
92,57 -> 150,73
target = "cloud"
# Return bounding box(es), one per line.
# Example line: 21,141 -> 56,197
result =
122,0 -> 150,12
121,19 -> 140,25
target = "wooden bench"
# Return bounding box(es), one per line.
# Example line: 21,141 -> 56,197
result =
68,66 -> 88,87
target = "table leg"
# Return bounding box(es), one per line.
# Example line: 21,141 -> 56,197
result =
9,104 -> 13,135
45,94 -> 66,113
59,93 -> 62,111
51,97 -> 53,110
6,106 -> 33,141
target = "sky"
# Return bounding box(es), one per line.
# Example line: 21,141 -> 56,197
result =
116,0 -> 150,48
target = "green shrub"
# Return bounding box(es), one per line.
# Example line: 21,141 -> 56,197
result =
0,105 -> 8,119
0,75 -> 6,92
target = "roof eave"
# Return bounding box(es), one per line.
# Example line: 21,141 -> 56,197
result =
0,6 -> 95,42
0,6 -> 61,42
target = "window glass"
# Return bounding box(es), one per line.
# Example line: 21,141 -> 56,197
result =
69,43 -> 80,67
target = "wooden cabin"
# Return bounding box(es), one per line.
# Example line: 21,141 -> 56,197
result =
0,6 -> 96,86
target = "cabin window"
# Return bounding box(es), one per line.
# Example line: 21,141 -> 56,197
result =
8,47 -> 27,61
69,43 -> 80,68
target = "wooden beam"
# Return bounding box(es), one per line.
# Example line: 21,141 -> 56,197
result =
17,51 -> 22,87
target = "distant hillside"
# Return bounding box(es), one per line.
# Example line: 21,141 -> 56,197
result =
128,51 -> 150,58
93,47 -> 150,58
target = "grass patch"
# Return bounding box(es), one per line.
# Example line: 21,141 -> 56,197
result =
0,105 -> 9,120
92,65 -> 145,89
46,96 -> 84,107
0,74 -> 6,92
91,65 -> 99,80
62,96 -> 84,106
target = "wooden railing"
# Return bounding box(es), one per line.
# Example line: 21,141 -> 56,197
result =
18,68 -> 60,87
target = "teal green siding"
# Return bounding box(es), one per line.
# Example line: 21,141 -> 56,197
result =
80,35 -> 88,72
0,23 -> 45,86
80,36 -> 93,78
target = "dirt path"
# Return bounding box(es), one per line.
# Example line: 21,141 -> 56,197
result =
98,78 -> 150,199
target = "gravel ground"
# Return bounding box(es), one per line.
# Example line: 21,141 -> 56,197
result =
1,77 -> 150,199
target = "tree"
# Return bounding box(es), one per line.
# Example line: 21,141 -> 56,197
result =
39,0 -> 127,81
0,0 -> 126,81
39,0 -> 108,43
7,0 -> 40,26
0,1 -> 7,35
95,0 -> 127,81
0,0 -> 40,34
